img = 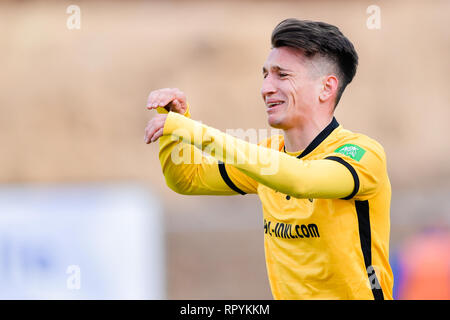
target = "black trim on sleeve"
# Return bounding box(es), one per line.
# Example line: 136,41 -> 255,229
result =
324,156 -> 359,200
355,200 -> 385,300
218,161 -> 246,195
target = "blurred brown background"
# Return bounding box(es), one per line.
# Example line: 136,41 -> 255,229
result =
0,0 -> 449,299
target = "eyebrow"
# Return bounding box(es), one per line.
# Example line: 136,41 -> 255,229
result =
262,65 -> 291,73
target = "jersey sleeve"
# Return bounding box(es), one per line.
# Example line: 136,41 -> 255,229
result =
158,106 -> 257,195
324,138 -> 388,200
216,134 -> 288,195
163,112 -> 356,199
218,136 -> 286,195
218,162 -> 259,195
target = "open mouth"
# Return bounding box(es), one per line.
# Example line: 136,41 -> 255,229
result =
266,101 -> 284,112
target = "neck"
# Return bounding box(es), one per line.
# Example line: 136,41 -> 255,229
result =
283,115 -> 334,153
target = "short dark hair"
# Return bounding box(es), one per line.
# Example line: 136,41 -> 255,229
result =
271,18 -> 358,107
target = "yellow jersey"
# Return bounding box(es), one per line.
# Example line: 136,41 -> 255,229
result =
157,107 -> 393,300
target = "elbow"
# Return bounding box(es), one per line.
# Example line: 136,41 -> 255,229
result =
160,161 -> 191,195
165,175 -> 192,195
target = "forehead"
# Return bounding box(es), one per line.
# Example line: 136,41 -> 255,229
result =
263,46 -> 308,71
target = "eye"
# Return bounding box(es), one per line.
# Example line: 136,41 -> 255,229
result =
279,73 -> 288,78
263,73 -> 268,79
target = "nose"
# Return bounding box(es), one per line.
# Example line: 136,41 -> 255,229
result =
261,75 -> 277,100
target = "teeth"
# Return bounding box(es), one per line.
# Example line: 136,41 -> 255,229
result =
268,102 -> 283,107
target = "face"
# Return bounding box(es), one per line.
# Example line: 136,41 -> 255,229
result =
261,46 -> 323,130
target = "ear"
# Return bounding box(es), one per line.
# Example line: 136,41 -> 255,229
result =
319,75 -> 338,103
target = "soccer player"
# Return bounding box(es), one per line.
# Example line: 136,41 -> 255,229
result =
144,19 -> 393,300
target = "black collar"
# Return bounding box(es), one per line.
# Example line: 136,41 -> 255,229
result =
283,117 -> 340,159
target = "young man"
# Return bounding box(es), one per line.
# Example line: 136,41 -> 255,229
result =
145,19 -> 393,300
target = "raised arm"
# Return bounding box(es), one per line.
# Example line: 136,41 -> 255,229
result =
145,88 -> 257,196
152,112 -> 358,199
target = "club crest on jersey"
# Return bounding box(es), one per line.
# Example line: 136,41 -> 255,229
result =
334,144 -> 366,161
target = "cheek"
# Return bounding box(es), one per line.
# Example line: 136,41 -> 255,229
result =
296,81 -> 319,106
285,78 -> 306,109
285,79 -> 299,104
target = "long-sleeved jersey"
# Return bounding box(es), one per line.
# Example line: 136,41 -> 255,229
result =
157,106 -> 393,300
